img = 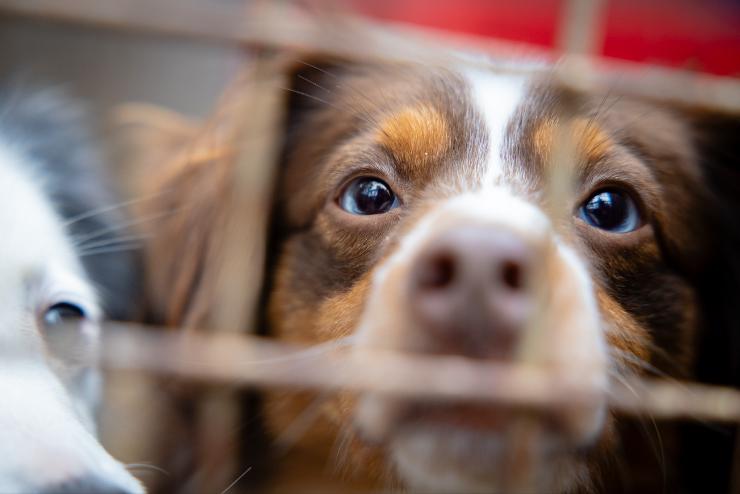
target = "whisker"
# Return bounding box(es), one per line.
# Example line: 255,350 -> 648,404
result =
270,334 -> 357,455
285,59 -> 387,129
609,372 -> 667,487
126,463 -> 171,477
278,86 -> 376,128
295,60 -> 375,113
296,59 -> 338,79
610,340 -> 684,377
63,192 -> 166,229
77,233 -> 151,252
78,242 -> 144,258
279,86 -> 337,109
649,413 -> 667,493
330,420 -> 356,477
272,392 -> 332,456
239,335 -> 356,366
297,73 -> 333,94
610,348 -> 670,378
219,466 -> 252,494
72,208 -> 180,248
584,85 -> 621,137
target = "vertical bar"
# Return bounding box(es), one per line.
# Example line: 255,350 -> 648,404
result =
557,0 -> 607,56
506,0 -> 609,489
191,52 -> 287,491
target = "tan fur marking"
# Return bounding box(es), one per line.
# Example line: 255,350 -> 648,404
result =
378,105 -> 450,169
596,289 -> 651,365
532,118 -> 558,162
571,118 -> 613,162
533,117 -> 613,163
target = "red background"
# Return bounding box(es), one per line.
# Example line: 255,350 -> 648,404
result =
349,0 -> 740,76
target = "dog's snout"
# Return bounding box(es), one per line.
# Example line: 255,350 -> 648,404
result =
409,227 -> 535,358
38,475 -> 140,494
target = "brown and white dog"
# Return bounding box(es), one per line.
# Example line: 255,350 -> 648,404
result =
136,55 -> 740,493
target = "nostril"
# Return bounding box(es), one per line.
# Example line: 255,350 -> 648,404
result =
418,252 -> 456,290
500,260 -> 524,291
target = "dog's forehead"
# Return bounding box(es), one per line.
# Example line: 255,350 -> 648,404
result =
461,67 -> 533,187
368,64 -> 552,195
382,65 -> 629,195
354,64 -> 568,191
326,64 -> 534,189
348,63 -> 492,185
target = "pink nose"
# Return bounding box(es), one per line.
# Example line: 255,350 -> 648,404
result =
408,227 -> 534,359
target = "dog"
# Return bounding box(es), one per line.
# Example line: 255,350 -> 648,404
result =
135,54 -> 740,492
0,86 -> 143,493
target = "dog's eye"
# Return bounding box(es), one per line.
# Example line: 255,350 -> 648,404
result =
43,302 -> 87,327
579,189 -> 641,233
339,177 -> 399,215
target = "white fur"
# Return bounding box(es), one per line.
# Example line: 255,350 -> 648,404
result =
0,143 -> 142,492
464,67 -> 528,185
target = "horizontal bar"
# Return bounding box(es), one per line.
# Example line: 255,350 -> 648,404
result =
99,323 -> 740,424
1,0 -> 739,113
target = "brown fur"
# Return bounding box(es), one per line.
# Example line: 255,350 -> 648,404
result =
135,56 -> 740,492
266,63 -> 704,491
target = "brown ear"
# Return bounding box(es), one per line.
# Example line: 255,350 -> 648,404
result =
127,53 -> 355,331
675,107 -> 740,493
110,102 -> 201,199
682,109 -> 740,382
127,57 -> 294,331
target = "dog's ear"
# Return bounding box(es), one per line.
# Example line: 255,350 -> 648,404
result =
678,108 -> 740,493
127,56 -> 341,331
687,110 -> 740,387
112,99 -> 229,327
110,103 -> 201,198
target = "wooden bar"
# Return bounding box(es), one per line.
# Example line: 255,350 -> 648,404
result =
100,323 -> 740,424
1,0 -> 739,113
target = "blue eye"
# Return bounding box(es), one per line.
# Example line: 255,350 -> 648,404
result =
579,189 -> 641,233
339,177 -> 399,215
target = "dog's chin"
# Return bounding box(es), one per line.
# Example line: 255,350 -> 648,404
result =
354,397 -> 600,494
356,385 -> 605,493
388,421 -> 591,494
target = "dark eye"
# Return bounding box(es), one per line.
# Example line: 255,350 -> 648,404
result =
338,177 -> 399,215
578,189 -> 641,233
43,302 -> 87,327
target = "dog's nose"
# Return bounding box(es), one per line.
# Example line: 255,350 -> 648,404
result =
408,226 -> 535,358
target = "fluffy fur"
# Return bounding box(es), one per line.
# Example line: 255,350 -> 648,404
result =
0,86 -> 142,493
137,56 -> 740,492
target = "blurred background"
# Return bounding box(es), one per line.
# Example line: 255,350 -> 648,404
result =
0,1 -> 738,492
0,0 -> 737,122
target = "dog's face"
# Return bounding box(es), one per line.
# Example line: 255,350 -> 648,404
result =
0,95 -> 142,492
266,61 -> 713,492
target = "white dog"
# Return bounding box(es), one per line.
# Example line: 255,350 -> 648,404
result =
0,88 -> 143,493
